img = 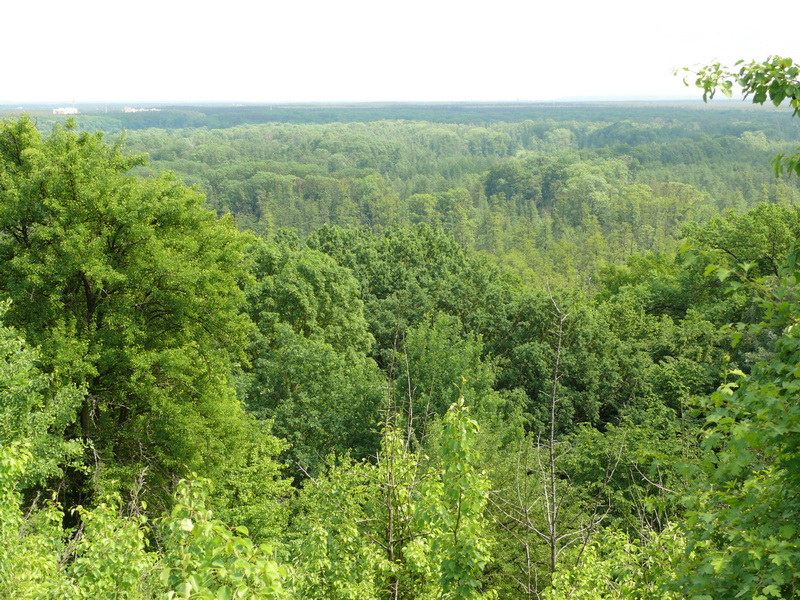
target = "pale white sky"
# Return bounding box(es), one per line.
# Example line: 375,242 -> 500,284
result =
3,0 -> 794,103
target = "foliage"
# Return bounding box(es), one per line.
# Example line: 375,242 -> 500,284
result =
211,420 -> 293,544
392,314 -> 505,437
243,238 -> 384,474
682,55 -> 800,176
0,301 -> 82,485
677,244 -> 800,599
487,290 -> 647,430
245,322 -> 384,476
0,442 -> 71,598
290,400 -> 493,600
67,498 -> 157,599
1,442 -> 159,599
433,400 -> 494,600
290,456 -> 390,599
545,526 -> 684,600
0,439 -> 287,600
685,203 -> 800,280
115,104 -> 800,288
160,479 -> 287,600
4,94 -> 800,600
0,115 -> 257,504
246,237 -> 373,354
565,405 -> 698,535
307,223 -> 515,364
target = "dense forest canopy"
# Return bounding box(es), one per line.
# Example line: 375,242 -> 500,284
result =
2,57 -> 800,599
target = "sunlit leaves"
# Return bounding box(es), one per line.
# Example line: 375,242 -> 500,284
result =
0,115 -> 256,502
160,479 -> 287,600
678,242 -> 800,598
681,56 -> 800,177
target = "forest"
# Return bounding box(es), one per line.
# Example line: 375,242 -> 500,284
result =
1,56 -> 800,599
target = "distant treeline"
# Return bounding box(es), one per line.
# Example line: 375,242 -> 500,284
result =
6,100 -> 800,137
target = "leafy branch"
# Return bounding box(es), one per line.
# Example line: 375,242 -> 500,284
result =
678,55 -> 800,176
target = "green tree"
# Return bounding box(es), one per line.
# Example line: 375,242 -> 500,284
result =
243,239 -> 384,475
289,427 -> 436,600
392,314 -> 504,439
0,116 -> 260,504
0,440 -> 287,599
0,442 -> 75,598
0,326 -> 156,599
160,479 -> 288,600
289,401 -> 493,600
307,223 -> 515,368
676,245 -> 800,598
433,400 -> 494,600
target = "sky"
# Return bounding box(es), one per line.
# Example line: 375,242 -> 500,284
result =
3,0 -> 795,104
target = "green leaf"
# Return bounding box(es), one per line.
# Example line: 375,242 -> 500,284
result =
188,574 -> 203,593
778,524 -> 796,538
216,586 -> 233,600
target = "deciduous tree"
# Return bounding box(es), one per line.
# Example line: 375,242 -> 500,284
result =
0,116 -> 263,505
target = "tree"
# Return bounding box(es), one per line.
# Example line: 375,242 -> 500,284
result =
671,57 -> 800,598
676,245 -> 800,598
243,238 -> 384,475
289,400 -> 493,600
392,313 -> 505,440
307,224 -> 514,367
0,116 -> 263,505
0,442 -> 288,599
486,298 -> 611,598
545,526 -> 683,600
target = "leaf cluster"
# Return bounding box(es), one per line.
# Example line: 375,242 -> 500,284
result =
682,56 -> 800,177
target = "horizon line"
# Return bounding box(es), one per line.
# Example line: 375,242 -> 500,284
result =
1,96 -> 714,108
